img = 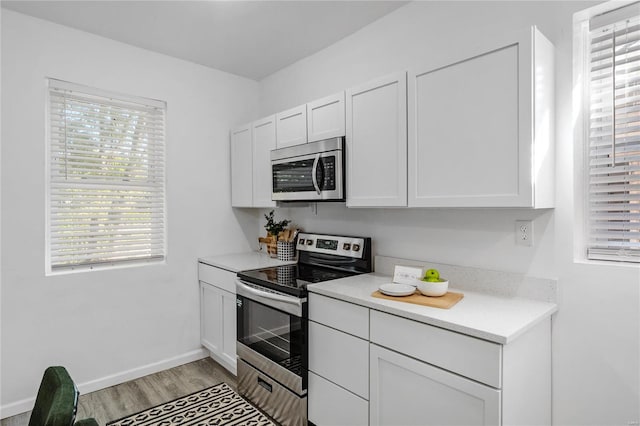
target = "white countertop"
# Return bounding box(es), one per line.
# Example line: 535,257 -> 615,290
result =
307,273 -> 557,345
198,251 -> 296,273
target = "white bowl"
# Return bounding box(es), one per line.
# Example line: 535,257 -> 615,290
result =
415,279 -> 449,297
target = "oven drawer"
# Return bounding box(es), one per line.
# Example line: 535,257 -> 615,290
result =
309,293 -> 368,339
238,359 -> 307,426
198,262 -> 236,293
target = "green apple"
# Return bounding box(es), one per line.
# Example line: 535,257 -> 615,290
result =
423,269 -> 440,282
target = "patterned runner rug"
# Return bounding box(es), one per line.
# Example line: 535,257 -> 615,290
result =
106,382 -> 276,426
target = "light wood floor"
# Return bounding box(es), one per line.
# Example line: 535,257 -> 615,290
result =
1,357 -> 236,426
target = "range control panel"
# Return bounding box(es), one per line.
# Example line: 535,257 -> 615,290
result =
296,232 -> 366,259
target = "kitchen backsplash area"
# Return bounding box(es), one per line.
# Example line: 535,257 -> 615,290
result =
375,256 -> 557,303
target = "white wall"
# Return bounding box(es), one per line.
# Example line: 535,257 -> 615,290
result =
0,10 -> 260,416
259,1 -> 640,424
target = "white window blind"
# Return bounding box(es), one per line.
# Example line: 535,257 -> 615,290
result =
46,79 -> 166,271
588,3 -> 640,263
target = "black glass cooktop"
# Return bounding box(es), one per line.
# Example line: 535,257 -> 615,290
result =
237,263 -> 355,298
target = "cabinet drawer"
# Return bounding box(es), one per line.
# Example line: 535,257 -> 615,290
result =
309,293 -> 368,339
309,372 -> 368,426
370,310 -> 502,387
309,321 -> 369,399
198,262 -> 236,293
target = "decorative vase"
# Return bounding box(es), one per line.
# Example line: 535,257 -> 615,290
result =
277,241 -> 295,261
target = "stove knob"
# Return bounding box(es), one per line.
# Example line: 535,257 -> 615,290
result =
352,244 -> 360,252
343,243 -> 351,251
298,239 -> 305,245
306,239 -> 314,246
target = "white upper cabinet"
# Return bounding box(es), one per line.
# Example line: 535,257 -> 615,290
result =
307,92 -> 346,142
408,26 -> 554,208
252,115 -> 277,208
230,124 -> 253,207
346,72 -> 408,207
276,104 -> 307,148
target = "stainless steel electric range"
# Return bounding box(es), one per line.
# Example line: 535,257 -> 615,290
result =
235,232 -> 372,426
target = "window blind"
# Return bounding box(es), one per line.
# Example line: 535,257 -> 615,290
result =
587,3 -> 640,262
47,79 -> 166,271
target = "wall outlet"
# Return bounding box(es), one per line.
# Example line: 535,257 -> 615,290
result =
515,220 -> 533,247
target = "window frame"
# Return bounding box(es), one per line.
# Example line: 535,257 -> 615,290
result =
45,78 -> 167,274
575,1 -> 640,265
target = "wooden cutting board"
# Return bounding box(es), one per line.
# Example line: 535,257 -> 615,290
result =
371,290 -> 464,309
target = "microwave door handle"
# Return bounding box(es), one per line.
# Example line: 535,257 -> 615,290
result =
311,154 -> 321,195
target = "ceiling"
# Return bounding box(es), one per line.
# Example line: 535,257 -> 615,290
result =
1,1 -> 407,80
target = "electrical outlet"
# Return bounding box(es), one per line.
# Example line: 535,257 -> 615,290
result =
515,220 -> 533,247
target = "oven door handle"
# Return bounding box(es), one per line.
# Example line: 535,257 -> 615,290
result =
311,154 -> 321,195
236,280 -> 304,317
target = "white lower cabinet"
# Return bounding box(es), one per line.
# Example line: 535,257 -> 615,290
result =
308,293 -> 551,426
308,294 -> 369,426
198,262 -> 237,375
369,344 -> 500,426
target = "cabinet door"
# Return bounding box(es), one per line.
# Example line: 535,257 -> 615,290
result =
200,281 -> 237,375
200,281 -> 223,355
221,289 -> 237,375
276,104 -> 307,148
252,116 -> 276,208
230,124 -> 253,207
307,92 -> 345,142
408,28 -> 552,208
346,72 -> 407,207
370,344 -> 500,426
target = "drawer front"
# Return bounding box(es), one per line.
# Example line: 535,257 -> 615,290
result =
309,372 -> 368,426
198,262 -> 236,293
309,321 -> 369,399
309,293 -> 369,339
370,310 -> 502,387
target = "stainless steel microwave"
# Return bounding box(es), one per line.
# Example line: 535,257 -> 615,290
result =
271,137 -> 345,202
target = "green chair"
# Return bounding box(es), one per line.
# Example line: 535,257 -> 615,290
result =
28,366 -> 98,426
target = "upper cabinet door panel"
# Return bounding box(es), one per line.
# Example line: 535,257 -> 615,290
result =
346,72 -> 408,207
276,104 -> 307,148
307,92 -> 346,142
252,116 -> 277,208
409,45 -> 520,205
408,27 -> 554,208
230,124 -> 253,207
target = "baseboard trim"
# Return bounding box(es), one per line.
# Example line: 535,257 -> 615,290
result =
206,350 -> 237,377
0,348 -> 209,419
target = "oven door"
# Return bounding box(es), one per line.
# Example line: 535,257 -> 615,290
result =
236,280 -> 308,395
271,150 -> 343,201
